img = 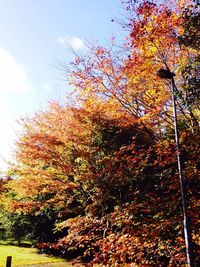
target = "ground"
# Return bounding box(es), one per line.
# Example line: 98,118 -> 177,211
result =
0,244 -> 75,267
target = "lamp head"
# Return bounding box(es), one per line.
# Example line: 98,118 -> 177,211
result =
157,69 -> 175,79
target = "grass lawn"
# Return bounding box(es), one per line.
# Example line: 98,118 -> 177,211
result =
0,244 -> 72,266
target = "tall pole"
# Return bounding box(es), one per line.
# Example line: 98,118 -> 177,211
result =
171,77 -> 194,267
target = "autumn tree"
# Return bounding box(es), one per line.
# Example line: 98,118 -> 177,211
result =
67,0 -> 199,133
8,100 -> 155,214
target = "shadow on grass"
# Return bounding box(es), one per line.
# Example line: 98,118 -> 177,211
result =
0,239 -> 33,247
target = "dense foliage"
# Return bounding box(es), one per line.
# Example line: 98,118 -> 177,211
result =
0,0 -> 199,266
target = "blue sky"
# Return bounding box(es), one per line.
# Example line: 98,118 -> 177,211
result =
0,0 -> 123,171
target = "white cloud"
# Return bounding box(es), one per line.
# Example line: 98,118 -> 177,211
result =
57,36 -> 85,50
0,102 -> 16,172
0,47 -> 32,93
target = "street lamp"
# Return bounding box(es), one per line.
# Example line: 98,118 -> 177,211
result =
157,68 -> 194,267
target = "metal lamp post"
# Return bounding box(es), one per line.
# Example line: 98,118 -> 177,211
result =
157,69 -> 194,267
